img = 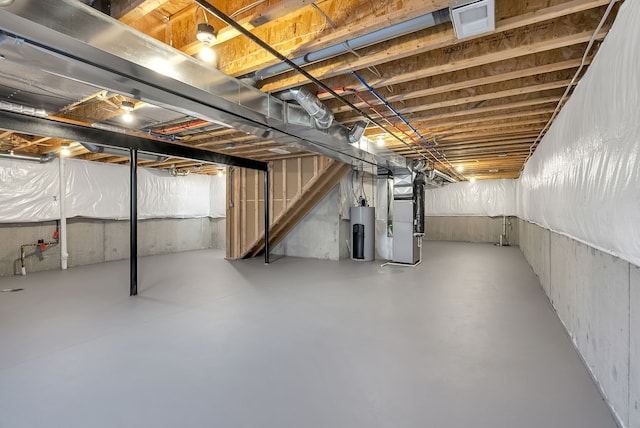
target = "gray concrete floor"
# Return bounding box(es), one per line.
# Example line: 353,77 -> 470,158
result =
0,242 -> 617,428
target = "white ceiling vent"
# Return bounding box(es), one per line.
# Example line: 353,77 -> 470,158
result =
268,148 -> 290,155
450,0 -> 495,40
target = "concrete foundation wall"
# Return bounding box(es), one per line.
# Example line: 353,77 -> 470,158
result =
425,216 -> 519,246
272,187 -> 344,261
518,220 -> 639,428
0,217 -> 226,277
275,211 -> 524,262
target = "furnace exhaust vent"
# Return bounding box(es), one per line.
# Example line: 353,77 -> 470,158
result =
450,0 -> 495,39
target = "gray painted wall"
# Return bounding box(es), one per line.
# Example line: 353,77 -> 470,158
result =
0,217 -> 225,277
425,216 -> 519,246
518,219 -> 639,428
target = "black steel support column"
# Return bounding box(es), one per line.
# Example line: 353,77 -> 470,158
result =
264,168 -> 270,264
130,148 -> 138,296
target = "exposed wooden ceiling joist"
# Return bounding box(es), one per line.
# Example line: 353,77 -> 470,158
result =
0,0 -> 622,180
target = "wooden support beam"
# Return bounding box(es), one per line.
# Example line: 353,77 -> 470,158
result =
216,0 -> 451,76
241,160 -> 351,258
323,52 -> 586,113
258,6 -> 609,92
250,0 -> 314,26
429,117 -> 550,137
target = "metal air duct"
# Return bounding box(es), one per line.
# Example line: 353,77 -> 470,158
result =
0,100 -> 47,117
289,87 -> 334,129
79,142 -> 169,162
249,8 -> 451,81
0,0 -> 410,172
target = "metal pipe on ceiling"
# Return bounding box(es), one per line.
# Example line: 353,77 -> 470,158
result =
193,0 -> 420,172
0,0 -> 405,170
0,100 -> 48,117
248,8 -> 451,82
0,150 -> 55,163
289,87 -> 334,129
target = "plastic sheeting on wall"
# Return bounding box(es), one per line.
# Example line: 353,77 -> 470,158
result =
0,157 -> 226,223
425,179 -> 517,217
424,0 -> 640,267
209,175 -> 226,218
65,159 -> 129,220
0,158 -> 61,222
138,168 -> 212,219
518,0 -> 640,267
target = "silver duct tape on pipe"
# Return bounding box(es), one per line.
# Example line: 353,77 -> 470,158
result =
251,8 -> 450,81
289,87 -> 334,129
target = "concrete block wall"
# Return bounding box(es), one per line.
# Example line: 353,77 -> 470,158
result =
518,219 -> 639,428
0,217 -> 226,277
425,216 -> 519,246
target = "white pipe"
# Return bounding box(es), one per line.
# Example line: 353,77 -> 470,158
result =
0,151 -> 55,163
59,157 -> 69,270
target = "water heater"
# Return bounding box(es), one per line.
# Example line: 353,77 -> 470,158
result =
350,206 -> 375,261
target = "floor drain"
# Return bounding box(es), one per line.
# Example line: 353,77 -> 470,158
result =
1,288 -> 24,292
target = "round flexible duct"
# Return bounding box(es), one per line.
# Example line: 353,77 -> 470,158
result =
289,87 -> 334,129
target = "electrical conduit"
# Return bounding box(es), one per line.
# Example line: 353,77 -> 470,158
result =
345,74 -> 465,180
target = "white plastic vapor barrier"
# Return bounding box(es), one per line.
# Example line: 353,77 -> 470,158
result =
0,159 -> 61,222
425,179 -> 517,217
65,160 -> 129,219
138,168 -> 212,219
209,175 -> 226,218
0,157 -> 226,222
519,0 -> 640,267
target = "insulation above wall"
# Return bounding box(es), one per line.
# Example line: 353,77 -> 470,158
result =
425,179 -> 517,217
0,158 -> 226,222
425,0 -> 640,268
518,0 -> 640,267
0,158 -> 61,221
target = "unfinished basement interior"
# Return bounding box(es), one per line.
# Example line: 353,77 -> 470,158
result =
0,0 -> 638,427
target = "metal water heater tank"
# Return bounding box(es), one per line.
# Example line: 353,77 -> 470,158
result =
350,206 -> 375,261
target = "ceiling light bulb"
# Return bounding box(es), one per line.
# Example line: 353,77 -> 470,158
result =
377,136 -> 385,147
121,101 -> 135,112
197,23 -> 217,46
469,177 -> 476,183
217,169 -> 224,177
60,143 -> 70,156
456,165 -> 464,172
200,46 -> 215,62
122,112 -> 133,123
